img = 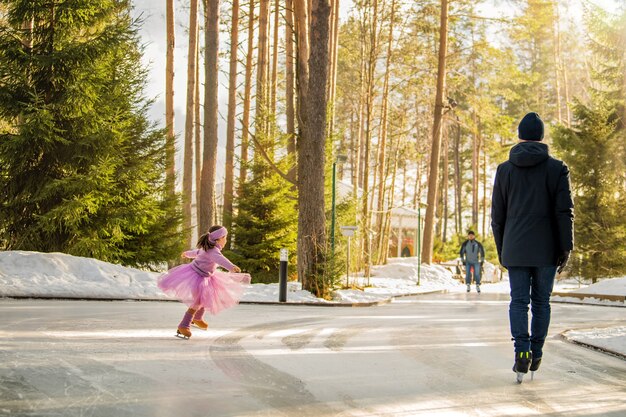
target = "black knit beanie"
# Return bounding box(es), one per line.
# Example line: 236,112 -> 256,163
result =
518,112 -> 544,141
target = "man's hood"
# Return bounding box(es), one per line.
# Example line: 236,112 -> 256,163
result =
509,141 -> 549,167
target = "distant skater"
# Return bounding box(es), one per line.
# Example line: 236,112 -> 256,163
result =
491,112 -> 574,383
158,226 -> 251,339
459,230 -> 485,293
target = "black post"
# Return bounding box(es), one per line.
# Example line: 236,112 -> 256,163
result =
279,249 -> 288,302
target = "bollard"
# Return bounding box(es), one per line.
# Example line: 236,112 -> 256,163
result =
279,248 -> 288,302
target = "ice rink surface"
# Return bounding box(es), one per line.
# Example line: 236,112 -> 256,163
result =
1,293 -> 625,416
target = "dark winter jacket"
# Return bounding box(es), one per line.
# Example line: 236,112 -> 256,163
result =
491,142 -> 574,267
460,240 -> 485,264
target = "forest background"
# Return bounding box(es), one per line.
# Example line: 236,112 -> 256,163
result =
1,0 -> 624,297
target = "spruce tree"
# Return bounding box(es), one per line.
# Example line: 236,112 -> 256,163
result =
552,5 -> 626,280
0,0 -> 183,266
227,163 -> 297,283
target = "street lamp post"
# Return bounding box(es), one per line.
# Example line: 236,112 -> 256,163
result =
331,155 -> 348,255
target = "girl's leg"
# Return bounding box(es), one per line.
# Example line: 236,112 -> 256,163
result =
177,307 -> 196,338
192,307 -> 208,330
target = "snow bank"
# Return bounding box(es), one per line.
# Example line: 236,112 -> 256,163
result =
569,277 -> 626,296
0,250 -> 165,300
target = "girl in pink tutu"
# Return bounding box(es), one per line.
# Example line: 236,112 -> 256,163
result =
158,225 -> 251,338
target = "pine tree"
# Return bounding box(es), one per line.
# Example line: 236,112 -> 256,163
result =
227,164 -> 297,283
552,5 -> 626,280
0,0 -> 183,266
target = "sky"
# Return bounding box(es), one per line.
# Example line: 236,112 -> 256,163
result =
1,250 -> 624,355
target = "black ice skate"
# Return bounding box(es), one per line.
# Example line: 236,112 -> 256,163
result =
529,356 -> 542,380
513,351 -> 531,384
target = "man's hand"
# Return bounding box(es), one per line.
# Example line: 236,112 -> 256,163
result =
556,250 -> 570,274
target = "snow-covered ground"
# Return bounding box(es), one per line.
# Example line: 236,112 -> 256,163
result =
1,250 -> 624,357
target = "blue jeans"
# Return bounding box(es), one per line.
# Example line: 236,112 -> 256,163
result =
465,262 -> 481,285
508,266 -> 557,357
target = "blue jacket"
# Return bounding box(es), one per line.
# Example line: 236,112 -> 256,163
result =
491,142 -> 574,267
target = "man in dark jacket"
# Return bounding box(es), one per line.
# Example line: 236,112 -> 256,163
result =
491,112 -> 574,383
459,231 -> 485,293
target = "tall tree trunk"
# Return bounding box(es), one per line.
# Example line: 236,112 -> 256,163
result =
327,0 -> 340,135
239,0 -> 255,189
442,120 -> 449,243
223,0 -> 240,247
381,138 -> 400,264
165,0 -> 176,195
194,23 -> 202,227
453,115 -> 462,236
352,24 -> 366,193
294,0 -> 331,295
472,112 -> 479,228
183,0 -> 199,248
553,1 -> 562,124
255,0 -> 271,156
285,0 -> 296,155
421,0 -> 449,264
361,0 -> 379,277
375,0 -> 396,263
199,0 -> 221,232
270,0 -> 279,124
482,149 -> 487,238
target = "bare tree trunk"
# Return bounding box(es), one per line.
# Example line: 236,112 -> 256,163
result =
270,0 -> 279,123
293,0 -> 331,295
442,120 -> 449,243
165,0 -> 176,195
472,112 -> 479,228
563,59 -> 572,127
285,0 -> 296,155
553,1 -> 562,124
194,23 -> 202,226
482,149 -> 487,238
375,0 -> 396,263
239,0 -> 255,188
199,0 -> 221,232
223,0 -> 240,247
361,0 -> 379,277
255,0 -> 271,154
353,25 -> 366,193
421,0 -> 449,264
380,136 -> 400,264
326,0 -> 340,136
183,0 -> 199,248
453,115 -> 462,236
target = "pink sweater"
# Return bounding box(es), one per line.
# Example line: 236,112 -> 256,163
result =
183,247 -> 236,276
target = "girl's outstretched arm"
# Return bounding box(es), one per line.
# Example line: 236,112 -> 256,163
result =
182,249 -> 201,259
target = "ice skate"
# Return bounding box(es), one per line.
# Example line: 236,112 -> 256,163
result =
513,351 -> 531,384
476,284 -> 481,293
176,327 -> 192,339
175,308 -> 195,339
530,356 -> 542,380
192,319 -> 208,330
192,307 -> 208,330
466,284 -> 471,293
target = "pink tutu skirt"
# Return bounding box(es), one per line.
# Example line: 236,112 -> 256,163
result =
157,264 -> 251,315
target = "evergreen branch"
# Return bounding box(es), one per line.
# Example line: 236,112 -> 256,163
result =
244,124 -> 297,186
